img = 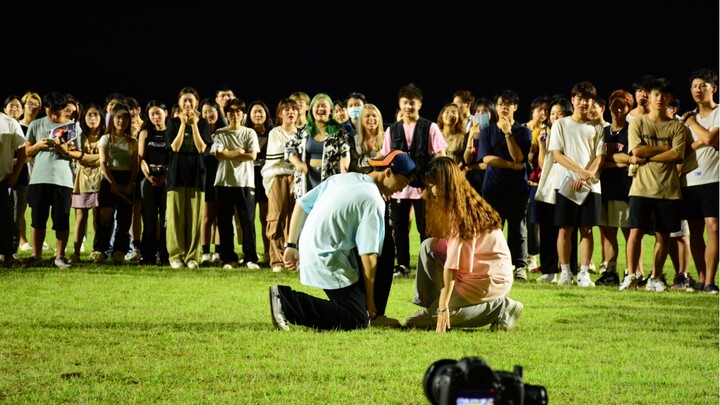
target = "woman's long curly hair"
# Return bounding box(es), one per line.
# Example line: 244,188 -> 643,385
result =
424,156 -> 503,240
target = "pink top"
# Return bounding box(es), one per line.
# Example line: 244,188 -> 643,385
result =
381,121 -> 447,199
431,229 -> 513,304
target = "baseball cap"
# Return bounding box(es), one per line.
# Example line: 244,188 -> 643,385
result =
368,150 -> 416,178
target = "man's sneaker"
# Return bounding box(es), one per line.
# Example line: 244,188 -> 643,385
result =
645,276 -> 667,293
587,262 -> 597,274
703,284 -> 719,295
687,281 -> 704,292
528,256 -> 539,273
69,253 -> 81,265
577,271 -> 595,287
112,251 -> 126,265
261,253 -> 270,265
637,273 -> 650,287
514,267 -> 528,281
210,253 -> 221,266
25,256 -> 43,267
619,273 -> 640,291
54,256 -> 72,269
393,265 -> 411,278
557,269 -> 574,285
370,315 -> 401,328
90,251 -> 106,264
125,249 -> 142,263
170,259 -> 184,269
272,265 -> 284,273
490,298 -> 524,332
269,286 -> 290,331
200,253 -> 212,267
4,255 -> 23,268
595,270 -> 620,286
187,260 -> 199,269
42,242 -> 52,251
222,261 -> 239,269
19,242 -> 32,252
671,272 -> 690,290
245,261 -> 260,270
536,273 -> 557,283
597,262 -> 608,274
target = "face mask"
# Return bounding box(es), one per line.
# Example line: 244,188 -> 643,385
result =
348,106 -> 362,120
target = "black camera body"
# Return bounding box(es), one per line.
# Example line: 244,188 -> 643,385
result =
423,356 -> 547,405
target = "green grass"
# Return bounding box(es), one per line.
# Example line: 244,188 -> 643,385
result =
2,211 -> 717,404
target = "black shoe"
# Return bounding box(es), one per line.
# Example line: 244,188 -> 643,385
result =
671,272 -> 690,290
595,270 -> 620,286
637,274 -> 651,287
392,265 -> 411,278
703,284 -> 719,295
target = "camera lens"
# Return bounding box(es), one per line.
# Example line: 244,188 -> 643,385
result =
524,384 -> 549,405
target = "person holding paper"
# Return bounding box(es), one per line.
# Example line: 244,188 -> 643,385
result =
24,92 -> 84,268
543,82 -> 605,287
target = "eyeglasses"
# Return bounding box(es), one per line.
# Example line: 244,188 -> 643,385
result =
26,102 -> 40,109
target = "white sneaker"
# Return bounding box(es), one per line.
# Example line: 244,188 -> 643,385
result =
42,242 -> 52,251
246,261 -> 260,270
187,260 -> 199,269
170,259 -> 184,269
490,298 -> 524,332
619,273 -> 639,291
222,261 -> 239,269
210,253 -> 221,265
272,265 -> 284,273
645,276 -> 667,293
125,249 -> 142,263
528,255 -> 539,271
587,262 -> 597,274
577,270 -> 596,287
200,253 -> 212,267
557,269 -> 574,285
269,286 -> 290,331
536,273 -> 557,283
20,242 -> 32,252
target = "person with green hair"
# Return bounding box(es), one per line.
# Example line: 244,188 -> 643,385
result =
285,93 -> 350,199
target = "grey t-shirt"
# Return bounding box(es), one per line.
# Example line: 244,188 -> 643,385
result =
26,117 -> 83,188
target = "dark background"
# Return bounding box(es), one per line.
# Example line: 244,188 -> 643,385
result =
3,2 -> 718,123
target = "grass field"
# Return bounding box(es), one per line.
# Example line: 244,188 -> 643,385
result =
1,211 -> 717,404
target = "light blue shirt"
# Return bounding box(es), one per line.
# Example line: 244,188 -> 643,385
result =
298,173 -> 385,289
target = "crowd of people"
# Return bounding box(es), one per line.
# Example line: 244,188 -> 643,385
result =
1,69 -> 717,332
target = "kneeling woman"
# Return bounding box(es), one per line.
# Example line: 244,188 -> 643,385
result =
403,157 -> 523,333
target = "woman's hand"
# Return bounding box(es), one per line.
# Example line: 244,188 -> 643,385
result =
436,308 -> 451,333
294,162 -> 308,174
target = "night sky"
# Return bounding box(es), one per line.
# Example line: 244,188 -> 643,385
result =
3,2 -> 718,121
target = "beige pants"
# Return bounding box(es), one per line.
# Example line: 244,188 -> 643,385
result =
266,175 -> 295,267
166,187 -> 204,264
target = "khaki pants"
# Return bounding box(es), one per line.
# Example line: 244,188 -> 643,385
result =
266,175 -> 295,267
166,187 -> 204,264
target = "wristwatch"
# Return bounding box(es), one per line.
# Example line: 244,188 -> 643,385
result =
284,242 -> 298,249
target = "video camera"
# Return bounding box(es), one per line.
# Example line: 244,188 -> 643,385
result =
423,356 -> 548,405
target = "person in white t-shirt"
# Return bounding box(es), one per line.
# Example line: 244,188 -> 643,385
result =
210,98 -> 260,269
0,112 -> 27,267
544,82 -> 605,288
679,68 -> 719,294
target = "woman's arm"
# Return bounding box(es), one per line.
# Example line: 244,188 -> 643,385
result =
436,266 -> 456,333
